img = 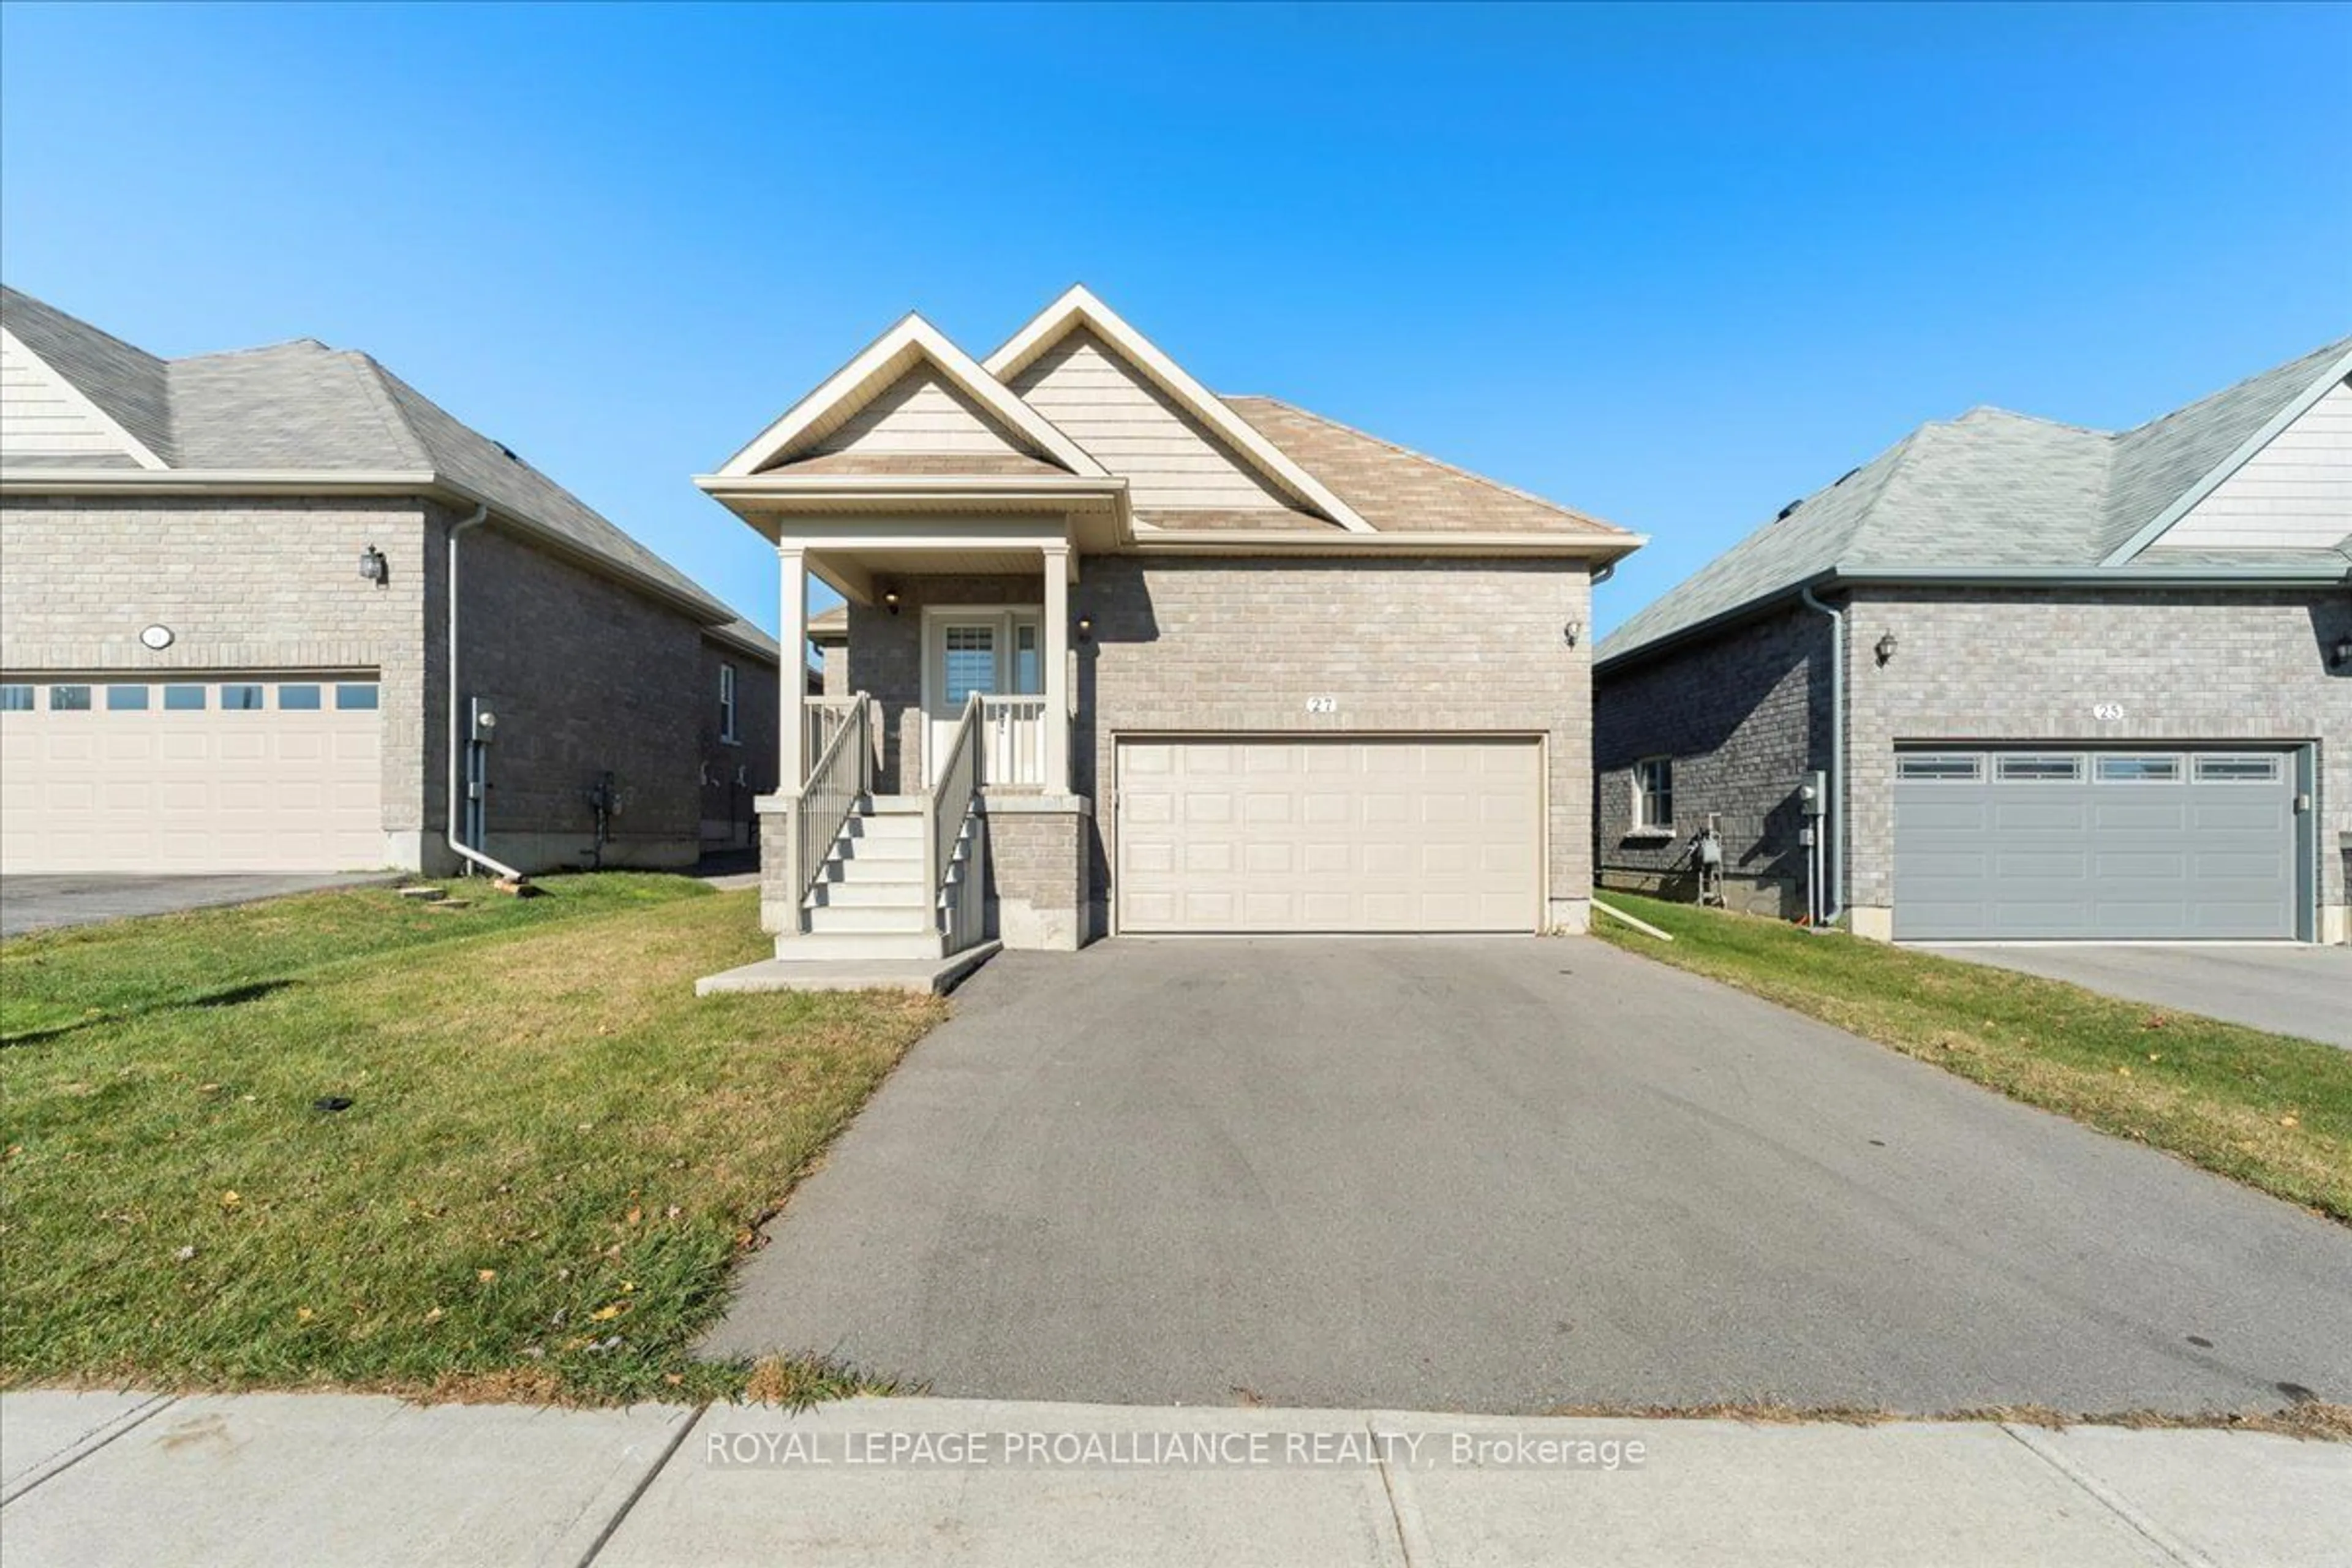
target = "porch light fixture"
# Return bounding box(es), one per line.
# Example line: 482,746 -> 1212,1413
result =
1076,614 -> 1093,643
358,545 -> 388,584
2333,633 -> 2352,669
882,587 -> 902,616
1562,617 -> 1582,648
1874,630 -> 1899,666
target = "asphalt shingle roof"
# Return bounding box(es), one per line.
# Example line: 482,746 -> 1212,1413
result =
6,287 -> 769,652
1599,336 -> 2352,666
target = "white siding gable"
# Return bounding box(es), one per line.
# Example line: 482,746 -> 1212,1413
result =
0,330 -> 147,466
2160,377 -> 2352,549
810,364 -> 1034,458
1008,328 -> 1294,513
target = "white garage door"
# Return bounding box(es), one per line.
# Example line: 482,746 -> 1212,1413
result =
1115,736 -> 1542,933
0,676 -> 386,874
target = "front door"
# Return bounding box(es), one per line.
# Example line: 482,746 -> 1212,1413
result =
924,610 -> 1041,785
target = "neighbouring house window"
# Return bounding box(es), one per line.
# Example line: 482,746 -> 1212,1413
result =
718,663 -> 739,744
220,684 -> 267,710
106,685 -> 151,711
49,685 -> 93,712
163,685 -> 206,711
0,685 -> 31,712
1633,757 -> 1674,831
278,684 -> 322,710
334,683 -> 379,711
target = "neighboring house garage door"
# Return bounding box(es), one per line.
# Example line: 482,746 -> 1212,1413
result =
1115,736 -> 1542,933
0,677 -> 386,874
1892,747 -> 2301,940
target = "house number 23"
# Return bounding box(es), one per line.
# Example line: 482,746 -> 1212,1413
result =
1305,696 -> 1339,714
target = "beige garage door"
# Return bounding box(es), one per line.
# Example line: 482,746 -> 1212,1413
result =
1115,736 -> 1542,933
0,676 -> 386,874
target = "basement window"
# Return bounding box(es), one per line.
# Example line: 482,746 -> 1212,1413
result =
719,663 -> 739,744
1632,757 -> 1675,832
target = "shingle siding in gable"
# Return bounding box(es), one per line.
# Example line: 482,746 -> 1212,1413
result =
2157,379 -> 2352,552
1007,329 -> 1297,514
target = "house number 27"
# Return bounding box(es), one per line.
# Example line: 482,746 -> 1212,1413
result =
1305,696 -> 1339,714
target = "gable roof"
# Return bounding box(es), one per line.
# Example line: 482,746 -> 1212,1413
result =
984,285 -> 1374,532
2,284 -> 173,466
1599,335 -> 2352,668
717,313 -> 1105,480
3,285 -> 773,655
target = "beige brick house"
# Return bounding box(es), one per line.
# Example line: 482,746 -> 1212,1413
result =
0,285 -> 779,878
700,286 -> 1640,970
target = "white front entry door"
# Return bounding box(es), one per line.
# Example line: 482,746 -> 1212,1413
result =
923,609 -> 1041,785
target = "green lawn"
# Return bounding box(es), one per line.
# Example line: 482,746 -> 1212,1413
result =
1,877 -> 945,1404
1592,893 -> 2352,1223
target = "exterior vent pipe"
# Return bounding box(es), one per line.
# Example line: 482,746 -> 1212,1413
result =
445,505 -> 527,884
1798,583 -> 1844,928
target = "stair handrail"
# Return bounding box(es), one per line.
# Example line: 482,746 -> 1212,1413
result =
796,691 -> 871,902
925,692 -> 984,943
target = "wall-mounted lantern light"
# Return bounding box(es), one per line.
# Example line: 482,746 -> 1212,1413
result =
1874,630 -> 1899,666
2332,633 -> 2352,669
358,545 -> 388,584
1562,618 -> 1583,648
881,587 -> 902,616
1075,613 -> 1095,643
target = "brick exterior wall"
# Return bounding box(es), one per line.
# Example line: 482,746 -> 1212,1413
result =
1594,586 -> 2350,942
698,639 -> 780,849
0,492 -> 774,877
1843,586 -> 2350,939
984,803 -> 1090,949
1594,603 -> 1830,918
1,494 -> 435,862
843,556 -> 1597,936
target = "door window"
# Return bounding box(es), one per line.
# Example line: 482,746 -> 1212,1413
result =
943,625 -> 997,706
1012,623 -> 1042,696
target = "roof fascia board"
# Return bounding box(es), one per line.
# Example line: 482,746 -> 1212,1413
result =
2098,349 -> 2352,566
702,626 -> 783,666
1134,527 -> 1645,560
981,285 -> 1378,534
715,314 -> 1105,480
0,326 -> 170,471
696,472 -> 1126,501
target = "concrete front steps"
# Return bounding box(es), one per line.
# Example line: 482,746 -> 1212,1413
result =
696,796 -> 999,996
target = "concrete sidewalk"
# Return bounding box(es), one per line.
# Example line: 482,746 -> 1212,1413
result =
4,1390 -> 2345,1567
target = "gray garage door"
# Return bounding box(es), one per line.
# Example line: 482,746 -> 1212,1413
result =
1893,748 -> 2300,940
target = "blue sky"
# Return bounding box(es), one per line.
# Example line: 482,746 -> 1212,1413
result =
4,2 -> 2346,637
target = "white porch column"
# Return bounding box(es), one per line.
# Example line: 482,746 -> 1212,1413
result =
778,545 -> 807,790
1041,541 -> 1072,796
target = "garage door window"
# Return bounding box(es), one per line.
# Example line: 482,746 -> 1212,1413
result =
0,685 -> 30,712
105,685 -> 149,711
163,685 -> 206,711
221,684 -> 267,711
1898,753 -> 1982,782
2196,755 -> 2281,783
48,685 -> 92,712
278,684 -> 322,710
1997,754 -> 2081,782
335,684 -> 379,711
2095,755 -> 2180,783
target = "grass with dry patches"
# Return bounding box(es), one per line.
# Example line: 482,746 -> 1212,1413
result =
1,880 -> 944,1404
1593,893 -> 2352,1222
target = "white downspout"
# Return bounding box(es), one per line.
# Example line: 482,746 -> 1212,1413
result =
1798,583 -> 1844,927
445,505 -> 527,883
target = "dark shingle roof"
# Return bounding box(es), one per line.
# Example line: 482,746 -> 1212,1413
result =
1600,336 -> 2352,666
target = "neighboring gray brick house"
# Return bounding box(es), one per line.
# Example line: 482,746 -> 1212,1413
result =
697,286 -> 1640,979
1596,336 -> 2351,945
0,285 -> 779,877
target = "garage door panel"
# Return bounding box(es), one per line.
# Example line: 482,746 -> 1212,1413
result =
1,677 -> 385,873
1895,747 -> 2297,940
1118,736 -> 1540,933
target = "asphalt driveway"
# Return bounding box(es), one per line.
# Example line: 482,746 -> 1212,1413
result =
1920,943 -> 2352,1050
0,873 -> 393,938
704,938 -> 2352,1416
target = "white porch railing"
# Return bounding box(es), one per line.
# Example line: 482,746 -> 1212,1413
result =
804,696 -> 859,775
794,693 -> 871,911
978,695 -> 1052,788
925,692 -> 987,955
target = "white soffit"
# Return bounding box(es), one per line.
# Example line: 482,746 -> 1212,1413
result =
717,313 -> 1106,480
982,285 -> 1376,533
